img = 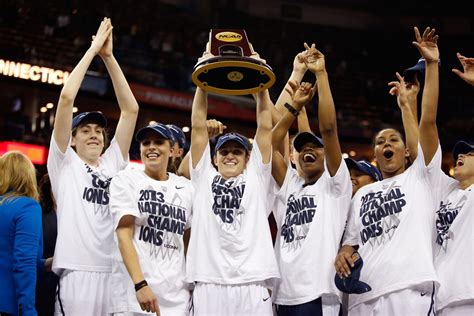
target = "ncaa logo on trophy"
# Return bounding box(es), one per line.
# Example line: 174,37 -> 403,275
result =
191,29 -> 276,95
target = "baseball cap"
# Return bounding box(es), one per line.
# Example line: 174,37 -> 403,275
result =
345,158 -> 382,181
403,57 -> 441,82
135,123 -> 175,143
293,132 -> 324,152
215,132 -> 250,153
334,252 -> 372,294
167,124 -> 186,149
452,140 -> 474,160
72,111 -> 107,129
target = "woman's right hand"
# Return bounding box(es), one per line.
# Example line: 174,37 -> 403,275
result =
136,285 -> 160,315
334,245 -> 356,278
89,17 -> 113,55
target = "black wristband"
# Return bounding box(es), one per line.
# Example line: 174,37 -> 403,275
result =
284,102 -> 299,117
134,280 -> 148,292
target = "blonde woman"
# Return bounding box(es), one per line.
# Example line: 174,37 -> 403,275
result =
0,151 -> 43,316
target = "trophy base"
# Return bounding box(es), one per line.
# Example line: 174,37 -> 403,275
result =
192,56 -> 276,95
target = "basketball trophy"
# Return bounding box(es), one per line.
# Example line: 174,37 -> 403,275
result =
191,29 -> 276,95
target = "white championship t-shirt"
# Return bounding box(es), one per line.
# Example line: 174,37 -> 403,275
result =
185,141 -> 280,285
272,159 -> 352,305
343,144 -> 440,309
47,137 -> 127,273
429,157 -> 474,310
108,170 -> 193,315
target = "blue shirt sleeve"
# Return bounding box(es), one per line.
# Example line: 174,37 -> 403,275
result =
13,198 -> 42,316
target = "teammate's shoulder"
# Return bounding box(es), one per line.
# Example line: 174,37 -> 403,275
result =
169,173 -> 192,186
114,168 -> 143,182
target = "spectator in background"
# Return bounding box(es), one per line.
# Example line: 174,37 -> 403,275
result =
0,151 -> 43,316
35,174 -> 58,316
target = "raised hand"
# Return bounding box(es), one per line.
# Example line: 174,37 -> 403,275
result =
293,50 -> 308,74
97,19 -> 114,58
250,50 -> 267,65
412,26 -> 439,63
452,52 -> 474,86
302,42 -> 326,74
285,80 -> 316,109
207,119 -> 227,138
405,76 -> 420,102
89,17 -> 113,56
388,72 -> 410,109
197,44 -> 214,64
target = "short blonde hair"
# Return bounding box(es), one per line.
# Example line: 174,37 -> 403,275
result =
0,151 -> 39,201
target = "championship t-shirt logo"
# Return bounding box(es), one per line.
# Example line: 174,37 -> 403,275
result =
358,181 -> 407,247
280,193 -> 317,252
137,186 -> 187,259
435,195 -> 466,249
211,175 -> 246,231
83,165 -> 112,216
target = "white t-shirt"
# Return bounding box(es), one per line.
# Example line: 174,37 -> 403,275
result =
272,160 -> 352,305
108,170 -> 193,314
343,145 -> 440,309
47,136 -> 127,273
430,162 -> 474,310
185,142 -> 280,285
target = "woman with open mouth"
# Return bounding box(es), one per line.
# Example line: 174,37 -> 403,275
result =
337,26 -> 442,315
427,52 -> 474,316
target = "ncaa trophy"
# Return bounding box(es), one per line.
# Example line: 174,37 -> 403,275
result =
191,29 -> 276,95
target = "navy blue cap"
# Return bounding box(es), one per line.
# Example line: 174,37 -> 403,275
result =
215,132 -> 250,153
334,252 -> 372,294
453,140 -> 474,160
403,57 -> 441,82
293,132 -> 324,152
135,123 -> 175,143
72,111 -> 107,129
167,124 -> 186,149
345,158 -> 382,182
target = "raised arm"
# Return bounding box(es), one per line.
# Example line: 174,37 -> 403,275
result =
388,72 -> 419,161
255,89 -> 273,164
305,43 -> 341,176
274,49 -> 309,114
272,81 -> 316,186
178,119 -> 226,179
412,26 -> 440,165
53,18 -> 112,153
406,76 -> 420,126
297,106 -> 312,133
452,52 -> 474,86
190,87 -> 209,168
98,21 -> 139,160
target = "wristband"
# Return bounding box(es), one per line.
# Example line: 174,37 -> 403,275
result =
284,102 -> 299,117
134,280 -> 148,292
